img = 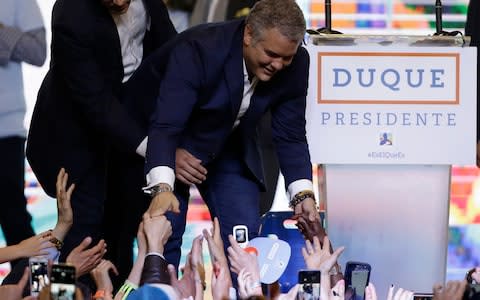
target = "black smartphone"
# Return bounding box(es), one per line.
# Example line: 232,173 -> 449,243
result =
50,264 -> 76,300
29,257 -> 49,296
297,270 -> 321,300
344,261 -> 371,300
413,293 -> 434,300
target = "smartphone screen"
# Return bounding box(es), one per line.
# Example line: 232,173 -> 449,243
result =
297,270 -> 321,300
50,264 -> 76,300
233,225 -> 249,248
413,293 -> 434,300
345,261 -> 371,300
29,258 -> 49,296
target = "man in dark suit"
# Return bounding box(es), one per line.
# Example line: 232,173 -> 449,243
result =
465,0 -> 480,166
138,0 -> 319,267
26,0 -> 176,283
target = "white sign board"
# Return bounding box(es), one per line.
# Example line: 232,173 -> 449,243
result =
306,45 -> 477,165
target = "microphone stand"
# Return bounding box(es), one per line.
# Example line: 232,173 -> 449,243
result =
432,0 -> 463,38
307,0 -> 342,35
434,0 -> 444,35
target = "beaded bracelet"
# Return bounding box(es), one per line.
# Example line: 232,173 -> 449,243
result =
289,190 -> 315,208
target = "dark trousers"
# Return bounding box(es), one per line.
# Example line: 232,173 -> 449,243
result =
0,137 -> 35,248
105,150 -> 150,289
163,138 -> 261,268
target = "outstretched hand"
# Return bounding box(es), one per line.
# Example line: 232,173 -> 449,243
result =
53,168 -> 74,241
66,237 -> 106,277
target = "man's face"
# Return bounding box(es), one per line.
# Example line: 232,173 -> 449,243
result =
243,25 -> 299,82
101,0 -> 131,14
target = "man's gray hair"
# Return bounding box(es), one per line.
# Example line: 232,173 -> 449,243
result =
245,0 -> 306,44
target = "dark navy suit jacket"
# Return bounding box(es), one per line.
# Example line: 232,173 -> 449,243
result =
26,0 -> 176,197
141,19 -> 312,187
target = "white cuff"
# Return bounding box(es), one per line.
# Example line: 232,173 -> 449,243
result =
145,166 -> 175,189
136,137 -> 148,157
287,179 -> 313,201
145,252 -> 165,259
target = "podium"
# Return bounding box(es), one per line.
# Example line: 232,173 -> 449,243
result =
305,34 -> 476,297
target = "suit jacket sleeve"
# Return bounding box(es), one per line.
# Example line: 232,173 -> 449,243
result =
146,40 -> 204,172
51,8 -> 145,153
271,47 -> 313,186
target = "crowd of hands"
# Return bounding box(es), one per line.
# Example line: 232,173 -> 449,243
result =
0,168 -> 479,300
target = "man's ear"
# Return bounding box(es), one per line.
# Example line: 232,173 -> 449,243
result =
244,24 -> 253,46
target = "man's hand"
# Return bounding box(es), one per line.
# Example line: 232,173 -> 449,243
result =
175,148 -> 207,185
147,191 -> 180,217
66,237 -> 106,277
294,197 -> 319,222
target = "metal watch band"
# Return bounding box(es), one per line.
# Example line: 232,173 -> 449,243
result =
145,183 -> 173,198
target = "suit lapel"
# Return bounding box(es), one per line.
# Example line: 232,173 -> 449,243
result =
224,26 -> 245,118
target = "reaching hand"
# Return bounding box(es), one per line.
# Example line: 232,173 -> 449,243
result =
211,261 -> 232,300
168,261 -> 197,300
0,267 -> 30,300
175,148 -> 207,185
432,281 -> 467,300
301,236 -> 344,273
53,168 -> 74,241
275,284 -> 300,300
17,231 -> 54,258
467,266 -> 480,283
227,235 -> 260,279
146,191 -> 180,217
237,268 -> 263,298
387,285 -> 415,300
364,282 -> 378,300
203,217 -> 228,265
294,197 -> 319,222
329,279 -> 345,300
90,259 -> 118,296
66,237 -> 106,277
142,214 -> 172,254
136,221 -> 147,257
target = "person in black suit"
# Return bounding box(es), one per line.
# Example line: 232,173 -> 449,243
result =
27,0 -> 176,285
465,0 -> 480,166
134,0 -> 319,269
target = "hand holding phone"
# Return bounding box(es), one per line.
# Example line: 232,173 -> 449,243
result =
233,225 -> 249,248
29,257 -> 49,296
297,270 -> 321,300
345,261 -> 371,300
50,264 -> 76,300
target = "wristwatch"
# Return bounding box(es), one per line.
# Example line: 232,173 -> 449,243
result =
144,183 -> 173,198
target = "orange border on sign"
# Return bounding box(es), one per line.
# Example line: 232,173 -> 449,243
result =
317,52 -> 460,104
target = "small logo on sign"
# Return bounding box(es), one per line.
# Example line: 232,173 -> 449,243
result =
380,132 -> 393,146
